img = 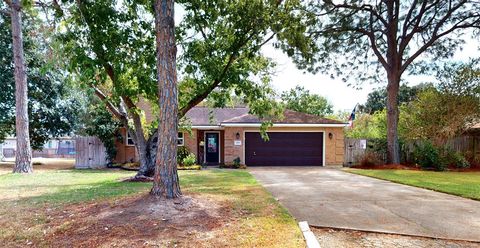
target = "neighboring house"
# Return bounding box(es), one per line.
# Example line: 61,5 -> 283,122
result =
0,137 -> 75,160
114,107 -> 347,166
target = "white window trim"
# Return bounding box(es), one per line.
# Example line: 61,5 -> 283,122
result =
177,132 -> 184,146
126,131 -> 135,146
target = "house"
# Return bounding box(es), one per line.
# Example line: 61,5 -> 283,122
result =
114,106 -> 347,166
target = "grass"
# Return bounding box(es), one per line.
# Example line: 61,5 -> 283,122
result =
0,161 -> 303,247
347,169 -> 480,200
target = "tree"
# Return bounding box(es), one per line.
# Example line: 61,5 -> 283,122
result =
281,85 -> 333,116
59,0 -> 303,178
3,0 -> 32,173
362,84 -> 429,114
284,1 -> 480,164
0,4 -> 80,151
150,0 -> 181,198
402,64 -> 480,143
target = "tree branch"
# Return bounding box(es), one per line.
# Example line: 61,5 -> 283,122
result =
401,18 -> 480,73
178,54 -> 236,117
330,2 -> 388,27
92,85 -> 125,120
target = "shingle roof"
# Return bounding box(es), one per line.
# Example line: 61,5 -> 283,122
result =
185,107 -> 346,126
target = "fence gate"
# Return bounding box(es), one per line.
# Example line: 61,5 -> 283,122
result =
344,138 -> 367,166
75,137 -> 107,169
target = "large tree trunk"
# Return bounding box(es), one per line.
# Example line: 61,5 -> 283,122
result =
151,0 -> 181,198
135,131 -> 158,178
10,0 -> 32,173
386,71 -> 401,164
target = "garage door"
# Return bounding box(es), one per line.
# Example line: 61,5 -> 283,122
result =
245,132 -> 324,166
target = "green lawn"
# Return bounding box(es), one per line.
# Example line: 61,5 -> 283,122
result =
347,169 -> 480,200
0,167 -> 303,247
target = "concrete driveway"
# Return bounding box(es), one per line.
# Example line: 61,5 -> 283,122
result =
249,167 -> 480,242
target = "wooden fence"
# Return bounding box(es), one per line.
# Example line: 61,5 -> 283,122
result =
344,135 -> 480,166
344,139 -> 367,166
75,136 -> 107,169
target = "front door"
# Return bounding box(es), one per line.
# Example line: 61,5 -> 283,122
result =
205,132 -> 220,164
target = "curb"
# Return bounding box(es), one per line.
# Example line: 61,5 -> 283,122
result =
299,221 -> 321,248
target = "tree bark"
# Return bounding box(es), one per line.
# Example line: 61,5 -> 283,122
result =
151,0 -> 181,198
9,0 -> 32,173
386,71 -> 401,164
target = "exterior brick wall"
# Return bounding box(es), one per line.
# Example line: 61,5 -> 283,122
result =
224,127 -> 245,165
113,126 -> 345,166
113,128 -> 138,163
183,131 -> 197,158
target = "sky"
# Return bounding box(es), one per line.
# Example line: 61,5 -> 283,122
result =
175,5 -> 480,112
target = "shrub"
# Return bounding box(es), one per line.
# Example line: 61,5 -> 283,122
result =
358,152 -> 383,167
177,146 -> 190,165
464,151 -> 480,168
441,148 -> 470,169
220,157 -> 246,169
233,157 -> 241,167
182,153 -> 196,167
412,141 -> 444,171
177,165 -> 202,170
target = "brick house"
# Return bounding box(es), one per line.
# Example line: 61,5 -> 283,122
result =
114,106 -> 347,166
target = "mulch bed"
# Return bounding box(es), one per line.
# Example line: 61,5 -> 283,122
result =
351,164 -> 419,170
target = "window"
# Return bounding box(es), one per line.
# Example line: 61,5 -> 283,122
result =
126,132 -> 135,146
177,132 -> 184,146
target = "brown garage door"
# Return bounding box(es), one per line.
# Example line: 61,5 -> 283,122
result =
245,132 -> 323,166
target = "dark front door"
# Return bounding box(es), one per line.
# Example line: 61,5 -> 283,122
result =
245,132 -> 324,166
205,132 -> 220,164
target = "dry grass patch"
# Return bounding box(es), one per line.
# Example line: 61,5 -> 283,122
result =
0,168 -> 303,247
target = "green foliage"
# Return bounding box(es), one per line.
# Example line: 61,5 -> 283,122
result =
402,87 -> 480,142
182,153 -> 197,167
412,141 -> 444,171
83,103 -> 122,163
441,148 -> 470,169
0,10 -> 80,149
177,146 -> 191,165
58,0 -> 157,102
280,85 -> 333,116
361,84 -> 429,114
176,0 -> 303,118
233,157 -> 241,167
345,110 -> 388,139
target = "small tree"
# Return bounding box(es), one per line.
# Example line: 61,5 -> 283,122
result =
281,85 -> 333,116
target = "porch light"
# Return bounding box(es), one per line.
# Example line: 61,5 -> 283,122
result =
328,132 -> 333,139
235,132 -> 240,139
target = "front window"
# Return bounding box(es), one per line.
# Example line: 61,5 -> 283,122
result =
126,132 -> 135,146
178,132 -> 184,146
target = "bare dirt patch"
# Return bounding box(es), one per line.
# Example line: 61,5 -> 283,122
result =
46,194 -> 230,247
313,227 -> 480,248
